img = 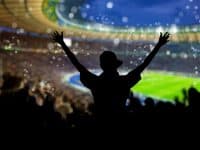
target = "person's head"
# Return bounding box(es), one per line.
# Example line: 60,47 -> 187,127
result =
188,87 -> 199,106
145,97 -> 154,107
1,72 -> 23,92
100,51 -> 122,72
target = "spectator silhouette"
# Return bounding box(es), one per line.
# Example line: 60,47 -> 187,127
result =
144,97 -> 155,112
188,87 -> 200,112
52,31 -> 170,118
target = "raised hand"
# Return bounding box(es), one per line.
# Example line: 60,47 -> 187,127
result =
130,32 -> 170,74
51,31 -> 64,44
158,32 -> 170,46
51,31 -> 89,73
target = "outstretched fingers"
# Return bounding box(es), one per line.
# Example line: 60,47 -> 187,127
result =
165,32 -> 170,38
160,32 -> 163,38
50,31 -> 62,42
160,32 -> 170,41
158,32 -> 170,45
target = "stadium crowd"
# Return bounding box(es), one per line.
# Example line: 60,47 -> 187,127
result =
0,31 -> 197,74
0,31 -> 199,129
0,72 -> 199,129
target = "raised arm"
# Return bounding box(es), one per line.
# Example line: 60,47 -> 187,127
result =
131,32 -> 170,74
52,31 -> 88,73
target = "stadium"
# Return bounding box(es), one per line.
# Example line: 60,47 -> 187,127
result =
0,0 -> 200,128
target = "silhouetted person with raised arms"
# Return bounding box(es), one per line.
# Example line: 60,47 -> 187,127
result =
52,31 -> 170,118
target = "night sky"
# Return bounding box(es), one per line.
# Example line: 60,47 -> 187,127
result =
78,0 -> 200,27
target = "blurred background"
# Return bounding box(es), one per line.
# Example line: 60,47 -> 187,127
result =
0,0 -> 200,116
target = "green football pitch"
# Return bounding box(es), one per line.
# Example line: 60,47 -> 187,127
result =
131,71 -> 200,102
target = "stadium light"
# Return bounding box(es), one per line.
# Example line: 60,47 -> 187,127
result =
156,26 -> 164,34
170,25 -> 178,34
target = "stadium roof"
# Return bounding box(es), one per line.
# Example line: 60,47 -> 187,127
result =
0,0 -> 200,42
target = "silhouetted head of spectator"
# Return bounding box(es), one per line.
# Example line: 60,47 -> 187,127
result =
145,97 -> 154,107
1,72 -> 23,92
188,87 -> 200,106
100,51 -> 122,72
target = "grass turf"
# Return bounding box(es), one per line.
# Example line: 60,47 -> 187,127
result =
131,71 -> 200,102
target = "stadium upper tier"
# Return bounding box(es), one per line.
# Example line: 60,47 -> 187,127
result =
0,0 -> 200,42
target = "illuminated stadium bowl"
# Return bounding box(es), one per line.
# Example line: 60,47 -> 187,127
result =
0,0 -> 200,101
0,0 -> 199,41
41,0 -> 200,41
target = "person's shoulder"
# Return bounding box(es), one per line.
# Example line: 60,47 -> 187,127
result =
80,70 -> 97,77
121,72 -> 142,86
80,70 -> 98,83
123,70 -> 141,78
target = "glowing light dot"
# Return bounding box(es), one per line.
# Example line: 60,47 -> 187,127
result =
17,28 -> 25,34
40,81 -> 45,88
106,2 -> 114,9
122,16 -> 128,23
28,7 -> 33,11
130,27 -> 136,32
86,25 -> 91,30
192,27 -> 198,32
186,5 -> 190,10
113,39 -> 120,46
180,53 -> 188,59
74,51 -> 78,55
69,13 -> 74,19
156,26 -> 164,33
138,57 -> 143,61
170,25 -> 178,33
86,4 -> 90,9
166,50 -> 171,55
194,6 -> 198,10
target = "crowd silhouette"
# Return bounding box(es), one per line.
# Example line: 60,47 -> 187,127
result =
0,31 -> 199,129
0,72 -> 199,129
